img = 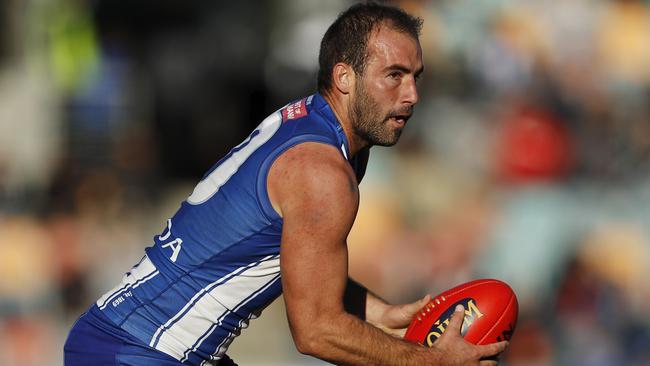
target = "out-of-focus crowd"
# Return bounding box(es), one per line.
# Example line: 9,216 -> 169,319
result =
1,0 -> 649,365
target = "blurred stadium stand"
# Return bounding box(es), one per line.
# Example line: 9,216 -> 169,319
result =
1,0 -> 649,364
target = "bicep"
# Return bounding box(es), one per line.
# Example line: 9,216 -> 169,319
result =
281,215 -> 350,328
269,143 -> 359,331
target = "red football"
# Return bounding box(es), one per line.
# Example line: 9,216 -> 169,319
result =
404,279 -> 518,346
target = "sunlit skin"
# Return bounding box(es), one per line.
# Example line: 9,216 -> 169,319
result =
325,24 -> 424,155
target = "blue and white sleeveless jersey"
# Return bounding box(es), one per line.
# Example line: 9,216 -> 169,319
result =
94,93 -> 366,365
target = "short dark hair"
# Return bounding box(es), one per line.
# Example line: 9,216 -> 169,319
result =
317,2 -> 423,94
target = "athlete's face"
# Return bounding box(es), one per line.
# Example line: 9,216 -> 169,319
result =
349,25 -> 423,147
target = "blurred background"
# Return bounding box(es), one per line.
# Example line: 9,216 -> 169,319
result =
1,0 -> 650,364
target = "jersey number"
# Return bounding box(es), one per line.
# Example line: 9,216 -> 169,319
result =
186,111 -> 282,205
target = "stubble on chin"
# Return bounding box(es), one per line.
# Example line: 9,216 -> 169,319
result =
349,84 -> 401,147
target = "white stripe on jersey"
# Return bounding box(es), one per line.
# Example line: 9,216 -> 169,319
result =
179,279 -> 276,364
148,255 -> 273,348
151,255 -> 281,360
96,255 -> 159,310
203,275 -> 280,364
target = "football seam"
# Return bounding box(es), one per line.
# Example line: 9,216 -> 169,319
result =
417,280 -> 507,324
477,291 -> 515,345
408,279 -> 512,343
441,279 -> 505,299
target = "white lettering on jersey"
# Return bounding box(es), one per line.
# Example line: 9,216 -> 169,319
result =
158,218 -> 183,262
161,238 -> 183,262
159,219 -> 172,241
96,255 -> 159,310
187,111 -> 283,205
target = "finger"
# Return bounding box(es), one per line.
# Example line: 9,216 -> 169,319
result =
447,304 -> 466,335
418,294 -> 432,308
478,361 -> 498,366
391,327 -> 407,338
476,341 -> 509,358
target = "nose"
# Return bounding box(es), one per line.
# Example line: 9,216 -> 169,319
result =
402,76 -> 419,106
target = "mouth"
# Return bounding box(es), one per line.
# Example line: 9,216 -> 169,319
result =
388,114 -> 411,127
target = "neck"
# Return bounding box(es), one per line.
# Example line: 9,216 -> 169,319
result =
321,90 -> 369,157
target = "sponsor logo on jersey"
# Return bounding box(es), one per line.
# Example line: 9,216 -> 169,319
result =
425,298 -> 484,346
282,98 -> 308,121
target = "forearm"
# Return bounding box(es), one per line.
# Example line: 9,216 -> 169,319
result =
303,311 -> 440,366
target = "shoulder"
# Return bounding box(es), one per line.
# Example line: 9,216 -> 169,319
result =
267,142 -> 359,220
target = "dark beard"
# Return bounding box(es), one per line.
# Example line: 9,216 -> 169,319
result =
349,81 -> 406,147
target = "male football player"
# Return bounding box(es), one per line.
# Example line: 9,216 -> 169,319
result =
65,3 -> 508,365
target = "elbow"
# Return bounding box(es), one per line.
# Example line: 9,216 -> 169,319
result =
294,336 -> 315,356
292,327 -> 323,356
286,304 -> 350,358
291,319 -> 336,358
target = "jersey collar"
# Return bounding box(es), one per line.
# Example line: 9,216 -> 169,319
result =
312,92 -> 351,161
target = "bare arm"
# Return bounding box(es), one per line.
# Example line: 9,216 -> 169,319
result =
268,142 -> 506,365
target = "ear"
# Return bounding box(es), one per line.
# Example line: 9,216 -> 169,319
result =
332,63 -> 355,95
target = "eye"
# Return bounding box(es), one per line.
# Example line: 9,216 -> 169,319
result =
388,71 -> 402,80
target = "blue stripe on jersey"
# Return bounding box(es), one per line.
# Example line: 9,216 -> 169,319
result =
152,254 -> 281,360
190,277 -> 283,366
150,254 -> 278,349
192,279 -> 282,366
113,245 -> 279,346
181,273 -> 282,364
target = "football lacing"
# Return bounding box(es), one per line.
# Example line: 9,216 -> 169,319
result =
417,295 -> 447,321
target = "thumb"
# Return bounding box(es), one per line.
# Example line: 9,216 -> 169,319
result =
418,294 -> 432,308
396,295 -> 432,325
406,294 -> 432,317
447,304 -> 466,335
